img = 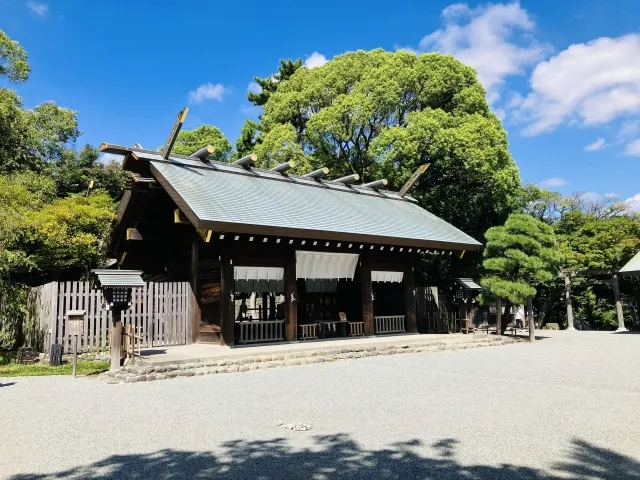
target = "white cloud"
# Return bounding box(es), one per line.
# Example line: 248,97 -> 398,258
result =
624,139 -> 640,156
584,137 -> 606,152
418,2 -> 548,102
539,177 -> 568,188
519,34 -> 640,135
188,83 -> 227,104
626,193 -> 640,212
26,1 -> 48,16
304,52 -> 328,69
247,81 -> 262,94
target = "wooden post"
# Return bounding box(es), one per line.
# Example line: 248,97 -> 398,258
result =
360,254 -> 374,336
612,274 -> 627,332
564,272 -> 575,330
219,242 -> 235,345
189,241 -> 201,344
404,265 -> 417,334
527,297 -> 535,342
496,297 -> 502,335
110,310 -> 122,371
284,249 -> 298,342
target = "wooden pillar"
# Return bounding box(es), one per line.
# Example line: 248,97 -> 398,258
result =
284,249 -> 298,342
496,297 -> 502,335
219,241 -> 235,346
360,253 -> 374,336
404,264 -> 417,334
564,272 -> 575,330
110,310 -> 122,371
262,293 -> 268,321
189,241 -> 201,344
612,274 -> 627,332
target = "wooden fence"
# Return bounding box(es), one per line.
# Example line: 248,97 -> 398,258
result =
28,281 -> 194,353
415,286 -> 457,333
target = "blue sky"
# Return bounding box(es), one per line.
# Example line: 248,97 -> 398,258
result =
2,0 -> 640,208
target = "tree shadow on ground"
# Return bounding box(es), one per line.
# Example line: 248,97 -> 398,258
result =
10,435 -> 640,480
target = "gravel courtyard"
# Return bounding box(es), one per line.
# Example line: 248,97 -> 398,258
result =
1,331 -> 639,479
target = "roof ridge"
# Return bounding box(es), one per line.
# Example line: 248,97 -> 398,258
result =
103,143 -> 416,202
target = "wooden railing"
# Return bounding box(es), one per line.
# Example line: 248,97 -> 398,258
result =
238,320 -> 285,344
299,324 -> 317,341
375,315 -> 406,334
349,322 -> 364,337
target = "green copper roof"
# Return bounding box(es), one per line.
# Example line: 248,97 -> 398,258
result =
149,159 -> 481,250
619,251 -> 640,276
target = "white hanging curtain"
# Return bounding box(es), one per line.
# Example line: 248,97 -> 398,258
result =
295,251 -> 359,280
234,266 -> 284,293
371,270 -> 404,283
234,266 -> 284,281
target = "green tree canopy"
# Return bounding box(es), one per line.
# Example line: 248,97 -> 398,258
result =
0,82 -> 80,174
53,145 -> 129,200
249,49 -> 520,246
0,173 -> 115,277
481,214 -> 563,305
0,29 -> 30,84
168,125 -> 233,163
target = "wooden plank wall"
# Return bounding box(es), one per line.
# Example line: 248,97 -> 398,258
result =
415,286 -> 456,333
36,281 -> 193,353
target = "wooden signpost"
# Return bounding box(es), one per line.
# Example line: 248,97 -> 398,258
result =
67,310 -> 85,377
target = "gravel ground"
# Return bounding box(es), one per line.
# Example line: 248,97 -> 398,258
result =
1,330 -> 639,479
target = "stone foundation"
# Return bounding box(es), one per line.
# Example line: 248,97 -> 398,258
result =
100,336 -> 521,384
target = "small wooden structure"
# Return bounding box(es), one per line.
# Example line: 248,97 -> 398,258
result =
90,269 -> 145,369
103,109 -> 481,347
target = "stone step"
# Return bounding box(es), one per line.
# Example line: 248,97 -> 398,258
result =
102,335 -> 522,384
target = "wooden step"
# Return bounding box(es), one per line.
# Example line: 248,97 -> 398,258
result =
198,322 -> 220,344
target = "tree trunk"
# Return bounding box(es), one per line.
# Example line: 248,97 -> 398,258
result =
495,297 -> 502,335
501,300 -> 512,335
564,273 -> 575,330
528,297 -> 535,342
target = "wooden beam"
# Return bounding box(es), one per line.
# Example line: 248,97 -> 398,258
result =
126,228 -> 143,241
189,241 -> 201,344
219,241 -> 234,346
161,107 -> 189,159
303,167 -> 329,179
360,253 -> 374,336
110,310 -> 122,370
197,229 -> 212,243
284,248 -> 298,341
404,264 -> 417,333
270,160 -> 296,173
361,179 -> 388,189
190,145 -> 215,159
399,164 -> 430,198
174,208 -> 190,224
232,153 -> 257,167
333,173 -> 360,184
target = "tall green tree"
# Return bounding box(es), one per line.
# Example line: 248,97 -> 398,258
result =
246,50 -> 520,278
0,29 -> 30,83
168,125 -> 233,163
481,214 -> 563,340
0,30 -> 80,173
53,145 -> 129,200
237,58 -> 303,156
